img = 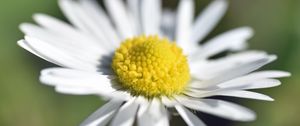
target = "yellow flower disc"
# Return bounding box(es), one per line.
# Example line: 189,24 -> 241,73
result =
112,35 -> 190,98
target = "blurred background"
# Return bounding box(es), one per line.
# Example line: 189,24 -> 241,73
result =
0,0 -> 298,125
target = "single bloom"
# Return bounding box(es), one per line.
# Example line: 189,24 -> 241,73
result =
18,0 -> 290,126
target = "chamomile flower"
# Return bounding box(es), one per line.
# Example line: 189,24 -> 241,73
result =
18,0 -> 290,126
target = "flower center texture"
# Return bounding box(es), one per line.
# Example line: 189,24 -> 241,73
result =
112,35 -> 190,98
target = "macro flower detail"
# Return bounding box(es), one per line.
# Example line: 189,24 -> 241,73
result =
18,0 -> 290,126
112,35 -> 190,98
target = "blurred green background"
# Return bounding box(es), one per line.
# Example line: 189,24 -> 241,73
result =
0,0 -> 298,126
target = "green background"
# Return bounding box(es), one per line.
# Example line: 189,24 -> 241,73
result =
0,0 -> 298,125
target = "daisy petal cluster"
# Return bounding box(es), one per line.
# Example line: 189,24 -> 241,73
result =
18,0 -> 290,126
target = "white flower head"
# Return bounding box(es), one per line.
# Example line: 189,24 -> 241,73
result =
18,0 -> 290,126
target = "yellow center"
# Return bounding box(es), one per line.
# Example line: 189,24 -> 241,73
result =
112,35 -> 190,98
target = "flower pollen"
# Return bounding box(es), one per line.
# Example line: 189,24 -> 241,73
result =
112,35 -> 190,98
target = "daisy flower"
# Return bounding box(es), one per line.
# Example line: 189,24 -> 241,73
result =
18,0 -> 290,126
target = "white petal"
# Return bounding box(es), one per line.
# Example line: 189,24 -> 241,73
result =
137,99 -> 169,126
161,10 -> 176,40
192,0 -> 228,43
161,96 -> 180,107
64,0 -> 115,50
217,70 -> 290,89
40,68 -> 117,96
33,13 -> 103,48
73,1 -> 116,50
20,22 -> 107,56
20,37 -> 97,71
141,0 -> 162,35
175,105 -> 206,126
186,89 -> 274,101
110,98 -> 139,126
187,79 -> 281,99
79,0 -> 121,47
177,97 -> 256,121
190,50 -> 267,65
191,27 -> 254,59
80,100 -> 123,126
239,79 -> 281,90
127,0 -> 142,34
244,70 -> 291,79
59,0 -> 119,50
55,86 -> 131,101
134,96 -> 149,105
18,40 -> 58,64
137,102 -> 150,123
104,0 -> 135,39
55,86 -> 97,95
20,24 -> 106,68
59,0 -> 90,33
176,0 -> 195,54
191,55 -> 277,88
209,90 -> 274,101
190,51 -> 268,80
